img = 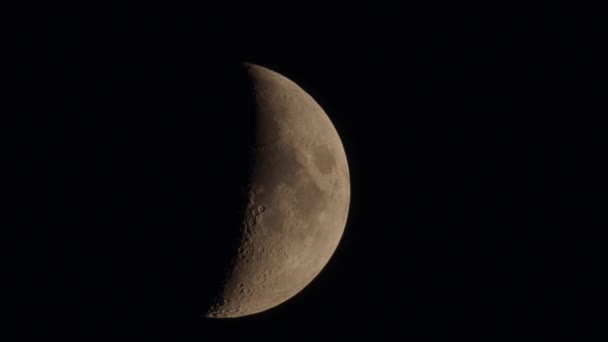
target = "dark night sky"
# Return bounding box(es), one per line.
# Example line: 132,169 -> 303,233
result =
24,7 -> 603,340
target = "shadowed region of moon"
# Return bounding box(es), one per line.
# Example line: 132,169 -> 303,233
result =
204,64 -> 351,318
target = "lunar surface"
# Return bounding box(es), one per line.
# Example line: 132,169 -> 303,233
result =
205,64 -> 350,318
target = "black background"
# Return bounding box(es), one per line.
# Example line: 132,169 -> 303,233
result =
22,6 -> 603,340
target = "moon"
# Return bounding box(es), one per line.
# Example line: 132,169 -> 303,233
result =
204,64 -> 350,318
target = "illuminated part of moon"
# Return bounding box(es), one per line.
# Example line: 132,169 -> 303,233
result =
205,64 -> 350,318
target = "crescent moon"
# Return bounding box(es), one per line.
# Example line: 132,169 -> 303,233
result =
205,64 -> 350,318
